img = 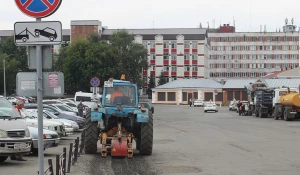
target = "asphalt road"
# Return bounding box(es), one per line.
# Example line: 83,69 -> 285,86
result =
70,105 -> 300,175
0,132 -> 82,175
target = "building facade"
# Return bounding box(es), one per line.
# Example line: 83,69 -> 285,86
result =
207,24 -> 300,81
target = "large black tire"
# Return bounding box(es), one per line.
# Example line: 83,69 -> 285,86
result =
273,107 -> 279,120
0,156 -> 8,163
84,109 -> 98,154
139,113 -> 153,155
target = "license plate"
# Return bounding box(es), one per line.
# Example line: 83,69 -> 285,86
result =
290,112 -> 297,114
14,143 -> 28,149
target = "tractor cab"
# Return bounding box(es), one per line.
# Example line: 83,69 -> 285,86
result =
102,78 -> 138,108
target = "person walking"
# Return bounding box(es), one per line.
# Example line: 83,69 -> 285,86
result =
77,100 -> 84,118
189,98 -> 193,107
237,100 -> 242,116
10,100 -> 27,161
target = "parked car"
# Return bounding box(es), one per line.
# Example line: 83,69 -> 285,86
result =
27,126 -> 60,154
23,104 -> 85,129
20,109 -> 65,137
229,101 -> 237,111
0,97 -> 32,162
204,104 -> 218,113
43,110 -> 79,132
193,99 -> 204,107
51,103 -> 78,116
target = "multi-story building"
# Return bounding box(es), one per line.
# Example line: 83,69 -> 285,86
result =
101,28 -> 208,87
207,24 -> 300,81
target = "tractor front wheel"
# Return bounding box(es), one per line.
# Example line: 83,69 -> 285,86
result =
138,113 -> 153,155
84,109 -> 98,154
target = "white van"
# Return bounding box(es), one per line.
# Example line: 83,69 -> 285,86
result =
74,91 -> 99,109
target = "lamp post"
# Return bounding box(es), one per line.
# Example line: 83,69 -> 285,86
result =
3,54 -> 12,97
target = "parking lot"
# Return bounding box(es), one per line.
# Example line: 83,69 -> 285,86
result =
0,132 -> 82,175
69,105 -> 300,175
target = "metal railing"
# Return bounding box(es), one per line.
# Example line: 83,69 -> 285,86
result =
37,130 -> 85,175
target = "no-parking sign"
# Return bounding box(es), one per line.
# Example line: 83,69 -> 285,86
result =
15,0 -> 62,18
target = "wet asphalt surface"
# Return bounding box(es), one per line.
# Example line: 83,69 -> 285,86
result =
62,105 -> 300,174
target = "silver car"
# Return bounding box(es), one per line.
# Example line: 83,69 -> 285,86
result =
0,97 -> 32,162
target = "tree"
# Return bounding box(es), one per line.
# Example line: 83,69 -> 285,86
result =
59,29 -> 148,94
147,74 -> 155,99
157,71 -> 167,86
0,36 -> 29,95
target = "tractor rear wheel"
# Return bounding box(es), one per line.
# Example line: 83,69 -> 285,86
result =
138,113 -> 153,155
84,109 -> 98,154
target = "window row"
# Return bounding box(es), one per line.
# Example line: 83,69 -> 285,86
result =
211,45 -> 298,51
209,36 -> 298,42
209,54 -> 298,60
149,53 -> 199,60
143,41 -> 199,49
210,72 -> 267,78
209,63 -> 298,69
161,65 -> 198,71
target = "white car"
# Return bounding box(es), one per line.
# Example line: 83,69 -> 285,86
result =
43,110 -> 79,133
20,109 -> 65,137
193,99 -> 204,107
204,104 -> 218,113
48,104 -> 77,116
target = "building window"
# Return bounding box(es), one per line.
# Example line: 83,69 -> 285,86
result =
184,41 -> 189,48
210,64 -> 214,68
250,46 -> 256,50
266,55 -> 272,59
163,66 -> 169,71
266,63 -> 271,69
192,65 -> 198,71
171,76 -> 177,81
171,66 -> 177,71
275,63 -> 280,69
242,55 -> 247,59
258,64 -> 264,69
150,54 -> 155,60
163,42 -> 169,48
266,45 -> 272,50
291,55 -> 296,60
290,45 -> 297,50
233,64 -> 239,69
282,55 -> 288,59
258,55 -> 264,59
192,54 -> 198,60
163,53 -> 169,60
184,76 -> 189,79
226,63 -> 231,68
242,64 -> 247,68
142,41 -> 147,48
274,46 -> 280,50
171,42 -> 176,49
184,54 -> 190,60
184,66 -> 190,71
291,63 -> 296,68
150,41 -> 155,48
234,55 -> 239,60
157,92 -> 166,101
192,41 -> 197,49
192,76 -> 198,79
150,65 -> 155,71
171,54 -> 177,60
226,46 -> 231,51
167,92 -> 176,101
282,46 -> 288,50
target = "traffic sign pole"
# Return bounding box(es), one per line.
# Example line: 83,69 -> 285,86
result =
36,17 -> 44,175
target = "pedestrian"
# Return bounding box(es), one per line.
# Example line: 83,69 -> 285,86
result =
10,100 -> 27,161
189,98 -> 192,107
237,100 -> 242,115
77,100 -> 84,118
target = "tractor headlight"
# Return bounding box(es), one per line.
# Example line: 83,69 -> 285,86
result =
25,128 -> 30,137
0,130 -> 7,138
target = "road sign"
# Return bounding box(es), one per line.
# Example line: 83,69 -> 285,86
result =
15,0 -> 62,18
16,72 -> 64,96
14,21 -> 62,46
28,46 -> 52,69
48,72 -> 58,88
90,77 -> 100,87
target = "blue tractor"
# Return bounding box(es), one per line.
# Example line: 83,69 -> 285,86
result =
84,77 -> 153,158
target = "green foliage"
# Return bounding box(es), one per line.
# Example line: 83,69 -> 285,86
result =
0,36 -> 29,95
58,29 -> 148,94
157,71 -> 167,86
147,74 -> 156,99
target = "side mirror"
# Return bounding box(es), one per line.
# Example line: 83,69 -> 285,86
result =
54,112 -> 59,116
151,107 -> 154,114
46,116 -> 51,119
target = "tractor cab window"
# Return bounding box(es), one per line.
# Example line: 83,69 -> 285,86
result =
104,85 -> 136,106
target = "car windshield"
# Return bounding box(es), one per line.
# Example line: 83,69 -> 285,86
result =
66,103 -> 77,107
75,96 -> 91,102
44,111 -> 59,119
140,103 -> 150,110
104,85 -> 136,106
55,105 -> 70,111
0,97 -> 22,119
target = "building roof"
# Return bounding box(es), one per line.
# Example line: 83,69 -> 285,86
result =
265,79 -> 300,88
102,28 -> 207,35
152,79 -> 223,90
222,79 -> 257,89
262,71 -> 286,78
277,67 -> 300,77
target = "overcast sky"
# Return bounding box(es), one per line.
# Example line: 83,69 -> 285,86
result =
0,0 -> 299,32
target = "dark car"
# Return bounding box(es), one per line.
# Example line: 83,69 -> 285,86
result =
34,27 -> 57,41
23,104 -> 85,129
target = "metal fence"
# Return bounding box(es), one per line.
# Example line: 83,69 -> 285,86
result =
38,133 -> 85,175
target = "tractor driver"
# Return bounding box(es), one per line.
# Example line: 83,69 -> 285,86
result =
110,86 -> 124,104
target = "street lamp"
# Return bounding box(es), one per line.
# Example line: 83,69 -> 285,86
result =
3,54 -> 12,97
